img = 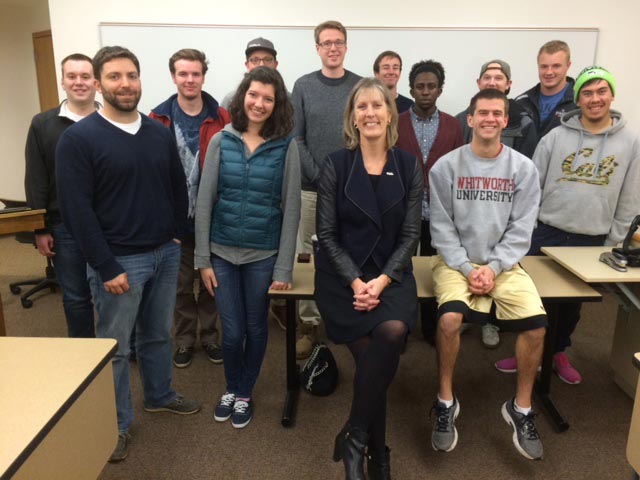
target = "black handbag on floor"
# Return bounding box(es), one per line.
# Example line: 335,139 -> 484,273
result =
299,343 -> 338,396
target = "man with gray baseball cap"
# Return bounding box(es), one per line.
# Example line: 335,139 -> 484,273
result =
220,37 -> 280,108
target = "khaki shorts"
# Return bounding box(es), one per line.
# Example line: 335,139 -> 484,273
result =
432,256 -> 547,332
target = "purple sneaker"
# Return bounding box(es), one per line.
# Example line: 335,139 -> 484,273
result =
553,353 -> 582,384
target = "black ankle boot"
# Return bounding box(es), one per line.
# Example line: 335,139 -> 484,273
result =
333,423 -> 369,480
367,446 -> 391,480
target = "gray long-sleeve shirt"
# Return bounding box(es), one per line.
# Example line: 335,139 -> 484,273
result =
291,70 -> 361,191
429,144 -> 540,277
194,125 -> 301,283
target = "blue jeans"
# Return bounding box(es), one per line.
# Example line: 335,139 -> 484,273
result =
87,240 -> 180,433
212,254 -> 276,398
51,223 -> 95,338
529,222 -> 606,352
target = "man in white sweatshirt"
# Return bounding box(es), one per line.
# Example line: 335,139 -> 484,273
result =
495,66 -> 640,384
429,88 -> 546,460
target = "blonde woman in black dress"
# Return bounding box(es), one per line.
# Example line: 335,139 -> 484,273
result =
314,77 -> 422,479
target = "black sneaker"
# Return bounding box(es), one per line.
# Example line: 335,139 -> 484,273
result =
143,394 -> 201,415
232,399 -> 253,429
214,392 -> 236,422
430,396 -> 460,452
203,343 -> 223,364
173,346 -> 194,368
108,432 -> 130,463
501,399 -> 543,460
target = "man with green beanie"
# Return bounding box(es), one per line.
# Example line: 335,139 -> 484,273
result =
495,66 -> 640,384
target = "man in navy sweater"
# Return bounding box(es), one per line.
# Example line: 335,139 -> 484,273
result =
56,46 -> 201,463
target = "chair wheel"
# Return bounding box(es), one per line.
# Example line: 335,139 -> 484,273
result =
10,285 -> 21,294
21,298 -> 33,308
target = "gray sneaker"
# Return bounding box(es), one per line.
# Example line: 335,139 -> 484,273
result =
143,394 -> 201,415
431,396 -> 460,452
482,323 -> 500,348
108,432 -> 130,463
501,399 -> 543,460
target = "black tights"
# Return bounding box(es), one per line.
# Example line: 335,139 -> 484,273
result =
347,320 -> 408,453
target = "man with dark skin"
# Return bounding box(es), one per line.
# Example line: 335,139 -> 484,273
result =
396,60 -> 462,345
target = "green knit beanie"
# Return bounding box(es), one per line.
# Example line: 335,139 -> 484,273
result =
574,66 -> 616,103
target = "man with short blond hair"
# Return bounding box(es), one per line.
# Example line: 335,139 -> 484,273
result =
373,50 -> 413,113
150,48 -> 229,369
516,40 -> 576,142
291,20 -> 361,358
25,53 -> 99,338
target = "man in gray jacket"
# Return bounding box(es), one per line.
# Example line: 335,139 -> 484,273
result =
291,20 -> 361,358
429,89 -> 546,461
495,66 -> 640,385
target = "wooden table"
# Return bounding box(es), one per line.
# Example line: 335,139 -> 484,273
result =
0,209 -> 45,336
628,352 -> 640,478
270,255 -> 600,429
0,337 -> 118,479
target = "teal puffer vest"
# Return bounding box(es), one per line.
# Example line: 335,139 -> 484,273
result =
210,131 -> 290,250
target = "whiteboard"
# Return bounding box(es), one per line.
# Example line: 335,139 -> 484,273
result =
100,24 -> 598,117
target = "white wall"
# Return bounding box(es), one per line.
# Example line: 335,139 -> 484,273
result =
6,0 -> 638,199
0,1 -> 51,201
47,0 -> 640,130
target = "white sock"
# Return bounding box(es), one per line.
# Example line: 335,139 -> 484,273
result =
513,399 -> 531,416
438,395 -> 454,408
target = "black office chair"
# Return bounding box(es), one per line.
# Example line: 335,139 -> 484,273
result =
1,199 -> 59,308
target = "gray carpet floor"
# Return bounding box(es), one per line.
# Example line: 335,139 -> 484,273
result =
0,235 -> 636,479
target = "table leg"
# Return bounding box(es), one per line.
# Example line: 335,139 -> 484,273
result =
0,292 -> 6,336
535,302 -> 569,432
281,298 -> 299,427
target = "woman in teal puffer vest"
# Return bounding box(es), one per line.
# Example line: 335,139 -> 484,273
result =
195,67 -> 300,429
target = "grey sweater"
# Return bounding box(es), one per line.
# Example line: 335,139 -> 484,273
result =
533,109 -> 640,245
194,124 -> 301,283
429,144 -> 540,277
291,70 -> 361,190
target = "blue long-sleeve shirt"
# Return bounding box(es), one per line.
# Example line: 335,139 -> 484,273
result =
55,112 -> 188,281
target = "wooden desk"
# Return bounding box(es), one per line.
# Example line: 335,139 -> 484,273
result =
0,337 -> 118,480
0,209 -> 46,336
628,352 -> 640,477
270,256 -> 600,429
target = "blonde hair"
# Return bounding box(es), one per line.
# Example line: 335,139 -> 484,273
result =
314,20 -> 347,44
343,77 -> 398,150
538,40 -> 571,62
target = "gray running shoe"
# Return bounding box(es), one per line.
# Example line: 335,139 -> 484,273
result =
501,399 -> 543,460
430,396 -> 460,452
482,323 -> 500,348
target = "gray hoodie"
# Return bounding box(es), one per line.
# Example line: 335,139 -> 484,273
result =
429,144 -> 540,277
533,109 -> 640,245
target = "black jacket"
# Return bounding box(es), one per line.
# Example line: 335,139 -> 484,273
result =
315,147 -> 423,286
25,105 -> 74,232
456,99 -> 538,158
515,77 -> 576,144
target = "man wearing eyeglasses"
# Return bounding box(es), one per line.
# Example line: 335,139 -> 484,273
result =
291,20 -> 362,358
220,37 -> 279,109
150,49 -> 230,369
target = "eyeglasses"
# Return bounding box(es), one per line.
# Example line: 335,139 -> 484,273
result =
248,56 -> 276,66
317,40 -> 346,50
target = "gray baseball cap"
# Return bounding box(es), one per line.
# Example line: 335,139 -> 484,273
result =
245,37 -> 277,57
479,59 -> 511,80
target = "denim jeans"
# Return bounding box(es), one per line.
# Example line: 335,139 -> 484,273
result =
212,254 -> 276,398
51,223 -> 95,338
529,222 -> 607,352
87,240 -> 180,433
